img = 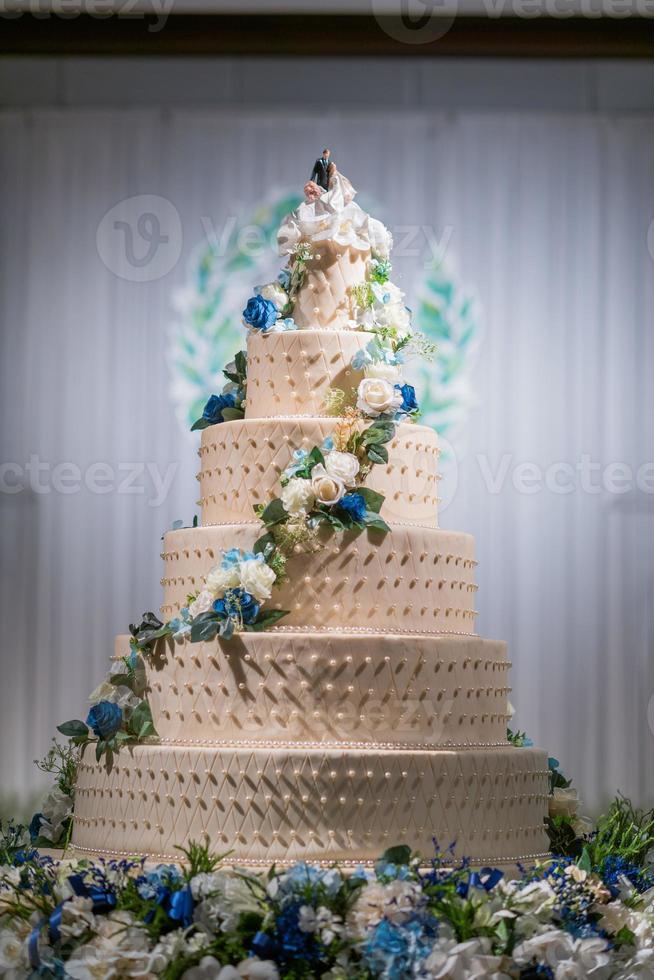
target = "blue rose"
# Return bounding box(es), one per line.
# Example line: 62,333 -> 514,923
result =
337,492 -> 367,523
202,392 -> 236,425
243,294 -> 278,332
86,701 -> 123,740
213,588 -> 260,625
396,383 -> 418,414
221,547 -> 243,568
29,812 -> 44,841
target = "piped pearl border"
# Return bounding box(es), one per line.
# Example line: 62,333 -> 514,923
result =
69,841 -> 552,870
154,736 -> 510,750
269,625 -> 479,637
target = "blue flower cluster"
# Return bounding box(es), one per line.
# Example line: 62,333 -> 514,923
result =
213,587 -> 260,626
86,701 -> 122,739
395,382 -> 418,414
243,294 -> 278,332
337,492 -> 367,523
201,391 -> 236,425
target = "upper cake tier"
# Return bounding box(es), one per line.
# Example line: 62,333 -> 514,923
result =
245,329 -> 369,419
198,418 -> 440,528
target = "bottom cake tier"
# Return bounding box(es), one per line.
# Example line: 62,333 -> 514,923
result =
72,743 -> 550,868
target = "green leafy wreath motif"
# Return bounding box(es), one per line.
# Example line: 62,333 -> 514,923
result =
168,193 -> 482,453
413,261 -> 482,455
168,191 -> 302,433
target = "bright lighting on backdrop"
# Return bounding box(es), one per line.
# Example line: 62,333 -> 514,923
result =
0,106 -> 652,814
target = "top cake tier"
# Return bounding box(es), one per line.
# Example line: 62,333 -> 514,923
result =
275,169 -> 394,333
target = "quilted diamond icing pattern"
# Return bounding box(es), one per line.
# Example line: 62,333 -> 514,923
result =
160,524 -> 478,634
198,419 -> 440,527
246,329 -> 369,419
292,242 -> 370,329
136,632 -> 511,747
72,744 -> 551,865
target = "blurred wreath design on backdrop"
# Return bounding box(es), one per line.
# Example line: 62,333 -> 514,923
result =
168,189 -> 482,466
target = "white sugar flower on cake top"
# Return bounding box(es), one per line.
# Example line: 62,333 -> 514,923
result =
277,166 -> 393,258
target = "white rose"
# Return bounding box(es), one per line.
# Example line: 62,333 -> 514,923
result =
280,477 -> 315,517
205,564 -> 240,597
549,787 -> 581,820
257,281 -> 288,312
324,451 -> 360,487
356,377 -> 402,418
238,959 -> 280,980
239,558 -> 276,602
188,588 -> 215,618
310,464 -> 346,506
364,362 -> 401,383
0,928 -> 28,971
368,217 -> 392,259
277,216 -> 301,256
375,300 -> 411,333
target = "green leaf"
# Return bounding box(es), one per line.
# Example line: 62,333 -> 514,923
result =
495,918 -> 510,949
366,516 -> 391,534
95,740 -> 105,762
362,421 -> 395,446
234,349 -> 247,379
379,844 -> 412,866
254,532 -> 276,557
129,700 -> 153,737
57,720 -> 89,738
139,720 -> 156,739
307,446 -> 325,468
190,611 -> 222,643
247,609 -> 290,631
220,407 -> 245,422
357,486 -> 385,514
260,498 -> 288,527
190,417 -> 210,432
367,444 -> 389,465
577,846 -> 592,873
109,672 -> 135,690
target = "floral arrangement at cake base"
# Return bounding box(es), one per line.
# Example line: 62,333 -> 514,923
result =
1,796 -> 654,980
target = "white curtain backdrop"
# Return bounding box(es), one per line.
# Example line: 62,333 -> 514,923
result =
1,107 -> 653,814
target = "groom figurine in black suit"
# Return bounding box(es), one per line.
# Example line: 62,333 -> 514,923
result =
310,148 -> 331,191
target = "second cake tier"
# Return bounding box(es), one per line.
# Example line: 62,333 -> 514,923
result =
198,418 -> 440,528
161,523 -> 478,634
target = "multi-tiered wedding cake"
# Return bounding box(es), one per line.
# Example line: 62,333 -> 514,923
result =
71,165 -> 550,868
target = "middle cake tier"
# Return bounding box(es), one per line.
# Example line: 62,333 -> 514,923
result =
117,632 -> 510,747
161,523 -> 478,634
197,418 -> 440,527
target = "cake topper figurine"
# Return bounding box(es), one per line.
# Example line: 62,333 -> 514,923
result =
304,152 -> 356,207
310,148 -> 331,191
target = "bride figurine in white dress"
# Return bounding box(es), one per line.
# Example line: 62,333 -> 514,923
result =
278,161 -> 390,258
304,162 -> 356,209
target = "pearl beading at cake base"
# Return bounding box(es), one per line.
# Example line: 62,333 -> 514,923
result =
68,841 -> 552,870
